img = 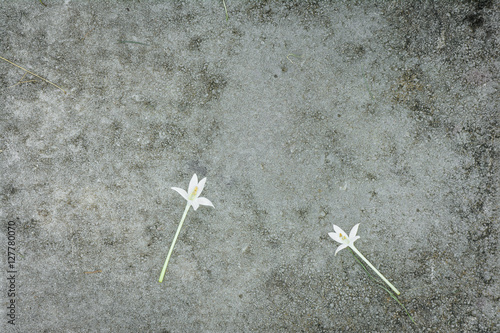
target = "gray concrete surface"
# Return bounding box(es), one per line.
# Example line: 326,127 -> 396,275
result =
1,1 -> 498,332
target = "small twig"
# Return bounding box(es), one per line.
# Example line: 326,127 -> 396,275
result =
9,72 -> 38,88
0,55 -> 66,93
82,25 -> 96,41
287,53 -> 302,64
84,269 -> 102,274
117,40 -> 149,46
39,0 -> 47,7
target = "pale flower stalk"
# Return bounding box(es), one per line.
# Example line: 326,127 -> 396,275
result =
159,174 -> 214,283
329,223 -> 400,295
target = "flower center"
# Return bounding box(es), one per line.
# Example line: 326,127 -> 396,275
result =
339,233 -> 349,244
188,186 -> 199,200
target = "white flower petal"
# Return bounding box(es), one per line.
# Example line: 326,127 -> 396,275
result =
333,224 -> 346,236
171,187 -> 188,200
335,244 -> 348,255
328,232 -> 342,244
349,223 -> 360,239
196,177 -> 207,198
188,174 -> 198,195
197,197 -> 214,208
191,200 -> 200,211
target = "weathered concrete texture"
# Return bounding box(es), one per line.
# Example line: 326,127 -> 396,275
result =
1,1 -> 498,332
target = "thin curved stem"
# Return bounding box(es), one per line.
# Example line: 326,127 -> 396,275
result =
351,245 -> 400,295
349,248 -> 415,324
159,203 -> 191,283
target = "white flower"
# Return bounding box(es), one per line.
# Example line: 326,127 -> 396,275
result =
159,174 -> 214,283
328,223 -> 400,295
171,174 -> 214,211
328,223 -> 360,255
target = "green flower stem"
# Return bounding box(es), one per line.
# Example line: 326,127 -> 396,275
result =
351,245 -> 400,295
349,248 -> 415,324
159,203 -> 191,283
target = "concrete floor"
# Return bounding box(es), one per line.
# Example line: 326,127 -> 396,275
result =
1,1 -> 498,332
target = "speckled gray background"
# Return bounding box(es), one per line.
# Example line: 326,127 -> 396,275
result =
1,1 -> 498,332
